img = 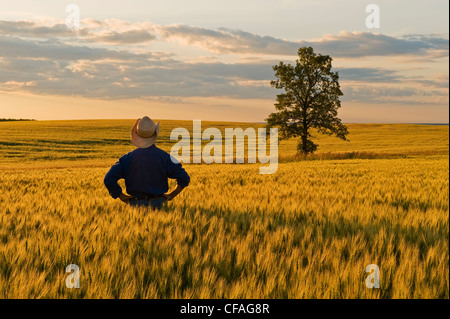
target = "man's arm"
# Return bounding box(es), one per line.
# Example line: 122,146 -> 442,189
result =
118,192 -> 134,203
165,155 -> 190,201
104,158 -> 133,203
164,185 -> 185,201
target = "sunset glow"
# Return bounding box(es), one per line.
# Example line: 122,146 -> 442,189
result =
0,0 -> 448,122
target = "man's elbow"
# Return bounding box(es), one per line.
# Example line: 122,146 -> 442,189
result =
103,175 -> 111,188
103,175 -> 119,198
178,182 -> 189,189
178,176 -> 190,189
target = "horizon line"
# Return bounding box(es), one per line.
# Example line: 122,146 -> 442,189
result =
1,118 -> 449,125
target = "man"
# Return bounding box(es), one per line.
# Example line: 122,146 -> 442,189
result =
104,116 -> 190,210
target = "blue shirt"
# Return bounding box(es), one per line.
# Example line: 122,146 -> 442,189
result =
104,144 -> 190,199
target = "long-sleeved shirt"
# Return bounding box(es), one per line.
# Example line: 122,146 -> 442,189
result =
104,144 -> 190,199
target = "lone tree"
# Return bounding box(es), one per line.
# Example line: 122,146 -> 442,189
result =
266,47 -> 349,155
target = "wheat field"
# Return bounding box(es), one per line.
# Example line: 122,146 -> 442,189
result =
0,120 -> 448,298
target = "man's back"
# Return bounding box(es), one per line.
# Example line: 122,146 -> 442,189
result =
104,144 -> 190,199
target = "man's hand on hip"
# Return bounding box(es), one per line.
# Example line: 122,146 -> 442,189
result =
163,185 -> 185,201
119,193 -> 134,203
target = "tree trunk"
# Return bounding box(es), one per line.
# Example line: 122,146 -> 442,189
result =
301,135 -> 308,154
301,105 -> 308,154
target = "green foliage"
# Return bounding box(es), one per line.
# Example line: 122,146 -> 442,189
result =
267,46 -> 349,155
297,139 -> 317,154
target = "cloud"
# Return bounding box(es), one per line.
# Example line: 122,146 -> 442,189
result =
342,84 -> 448,105
88,29 -> 156,44
312,31 -> 448,58
3,19 -> 447,57
0,35 -> 159,61
0,20 -> 75,37
0,19 -> 157,44
0,35 -> 276,99
337,68 -> 401,83
159,26 -> 449,58
0,19 -> 447,107
158,25 -> 299,55
412,74 -> 449,89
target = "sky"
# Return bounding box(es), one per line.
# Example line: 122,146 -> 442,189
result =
0,0 -> 448,123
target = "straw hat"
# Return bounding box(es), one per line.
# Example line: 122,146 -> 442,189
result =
130,116 -> 160,148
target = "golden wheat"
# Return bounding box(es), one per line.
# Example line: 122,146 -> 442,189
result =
0,120 -> 448,298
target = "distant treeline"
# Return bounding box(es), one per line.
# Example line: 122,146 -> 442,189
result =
0,118 -> 36,122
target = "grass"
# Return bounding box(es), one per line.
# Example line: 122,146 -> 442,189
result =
0,120 -> 448,298
0,120 -> 447,163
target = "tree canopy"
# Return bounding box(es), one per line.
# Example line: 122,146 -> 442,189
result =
266,46 -> 349,154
